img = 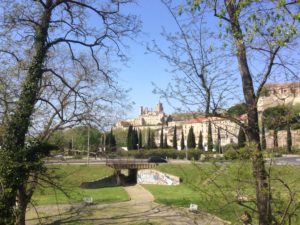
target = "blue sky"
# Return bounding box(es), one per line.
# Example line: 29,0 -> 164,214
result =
117,0 -> 180,118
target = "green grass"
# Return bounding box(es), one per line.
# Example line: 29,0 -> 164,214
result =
33,164 -> 129,205
143,162 -> 300,224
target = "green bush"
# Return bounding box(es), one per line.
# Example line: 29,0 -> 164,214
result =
224,149 -> 239,160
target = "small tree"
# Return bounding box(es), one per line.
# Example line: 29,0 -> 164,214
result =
216,127 -> 222,153
198,131 -> 204,150
132,128 -> 138,150
207,121 -> 213,151
180,130 -> 185,150
261,122 -> 267,150
150,130 -> 156,149
160,127 -> 164,148
172,125 -> 177,149
238,126 -> 246,148
187,126 -> 196,149
164,134 -> 168,148
287,123 -> 292,153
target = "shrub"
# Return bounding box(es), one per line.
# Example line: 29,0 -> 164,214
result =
224,149 -> 239,160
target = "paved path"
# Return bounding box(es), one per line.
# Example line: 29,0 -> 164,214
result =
26,185 -> 230,225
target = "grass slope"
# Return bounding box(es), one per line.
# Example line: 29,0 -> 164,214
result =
33,164 -> 129,205
144,162 -> 300,224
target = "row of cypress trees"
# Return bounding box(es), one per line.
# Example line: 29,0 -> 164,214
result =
126,121 -> 249,151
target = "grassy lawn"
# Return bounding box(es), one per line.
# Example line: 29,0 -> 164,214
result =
143,162 -> 300,224
32,164 -> 129,205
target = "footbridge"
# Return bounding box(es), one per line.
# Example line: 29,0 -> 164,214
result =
106,158 -> 157,185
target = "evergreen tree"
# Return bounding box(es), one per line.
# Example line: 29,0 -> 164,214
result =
287,123 -> 292,153
160,127 -> 164,148
132,128 -> 138,150
198,131 -> 203,150
216,127 -> 222,153
172,125 -> 177,149
187,126 -> 196,149
127,125 -> 133,150
180,130 -> 185,150
138,129 -> 142,149
238,126 -> 246,148
207,121 -> 213,151
146,128 -> 151,149
164,134 -> 168,148
274,129 -> 278,149
261,122 -> 266,150
150,130 -> 156,148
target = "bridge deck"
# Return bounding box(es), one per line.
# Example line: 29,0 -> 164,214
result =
106,159 -> 157,170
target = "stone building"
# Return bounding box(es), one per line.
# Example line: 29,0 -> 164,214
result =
257,82 -> 300,113
182,116 -> 242,151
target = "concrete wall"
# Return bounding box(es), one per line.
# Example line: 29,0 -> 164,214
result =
137,169 -> 180,185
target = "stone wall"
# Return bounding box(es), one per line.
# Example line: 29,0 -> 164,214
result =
137,169 -> 180,185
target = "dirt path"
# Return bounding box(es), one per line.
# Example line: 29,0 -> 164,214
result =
26,185 -> 230,225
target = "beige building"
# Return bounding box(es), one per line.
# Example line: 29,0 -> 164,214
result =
257,82 -> 300,113
182,116 -> 241,151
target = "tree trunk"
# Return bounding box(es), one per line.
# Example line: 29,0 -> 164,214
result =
225,1 -> 272,224
0,1 -> 53,223
15,186 -> 29,225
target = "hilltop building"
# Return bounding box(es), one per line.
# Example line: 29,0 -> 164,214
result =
257,82 -> 300,113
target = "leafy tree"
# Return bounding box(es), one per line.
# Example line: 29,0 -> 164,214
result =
207,121 -> 213,152
261,122 -> 267,150
172,125 -> 178,149
187,126 -> 196,149
180,130 -> 185,150
227,103 -> 247,117
146,128 -> 151,149
160,127 -> 164,148
198,131 -> 203,150
238,126 -> 246,148
215,127 -> 222,153
132,128 -> 138,150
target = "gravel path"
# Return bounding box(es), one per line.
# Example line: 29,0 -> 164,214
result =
26,185 -> 230,225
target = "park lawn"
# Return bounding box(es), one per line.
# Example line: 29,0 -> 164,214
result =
143,162 -> 300,224
33,164 -> 130,205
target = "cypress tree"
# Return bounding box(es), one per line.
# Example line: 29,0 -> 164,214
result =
150,130 -> 156,148
287,123 -> 292,152
146,128 -> 151,149
127,125 -> 133,150
274,129 -> 278,149
198,131 -> 203,150
160,127 -> 164,148
180,130 -> 185,150
138,129 -> 142,149
216,127 -> 222,153
261,122 -> 266,150
207,121 -> 213,151
164,134 -> 168,148
172,125 -> 177,149
132,128 -> 138,150
238,126 -> 246,148
187,126 -> 196,149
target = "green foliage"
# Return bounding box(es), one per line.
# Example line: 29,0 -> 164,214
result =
105,129 -> 117,152
227,103 -> 247,117
127,125 -> 133,150
160,127 -> 164,148
207,121 -> 213,151
138,129 -> 142,149
187,126 -> 196,149
113,128 -> 128,147
180,130 -> 185,150
238,127 -> 246,148
261,122 -> 267,150
172,125 -> 177,149
163,134 -> 168,149
198,131 -> 203,150
287,123 -> 292,152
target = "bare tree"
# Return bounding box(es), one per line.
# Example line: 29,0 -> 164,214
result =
0,1 -> 139,224
149,0 -> 237,115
